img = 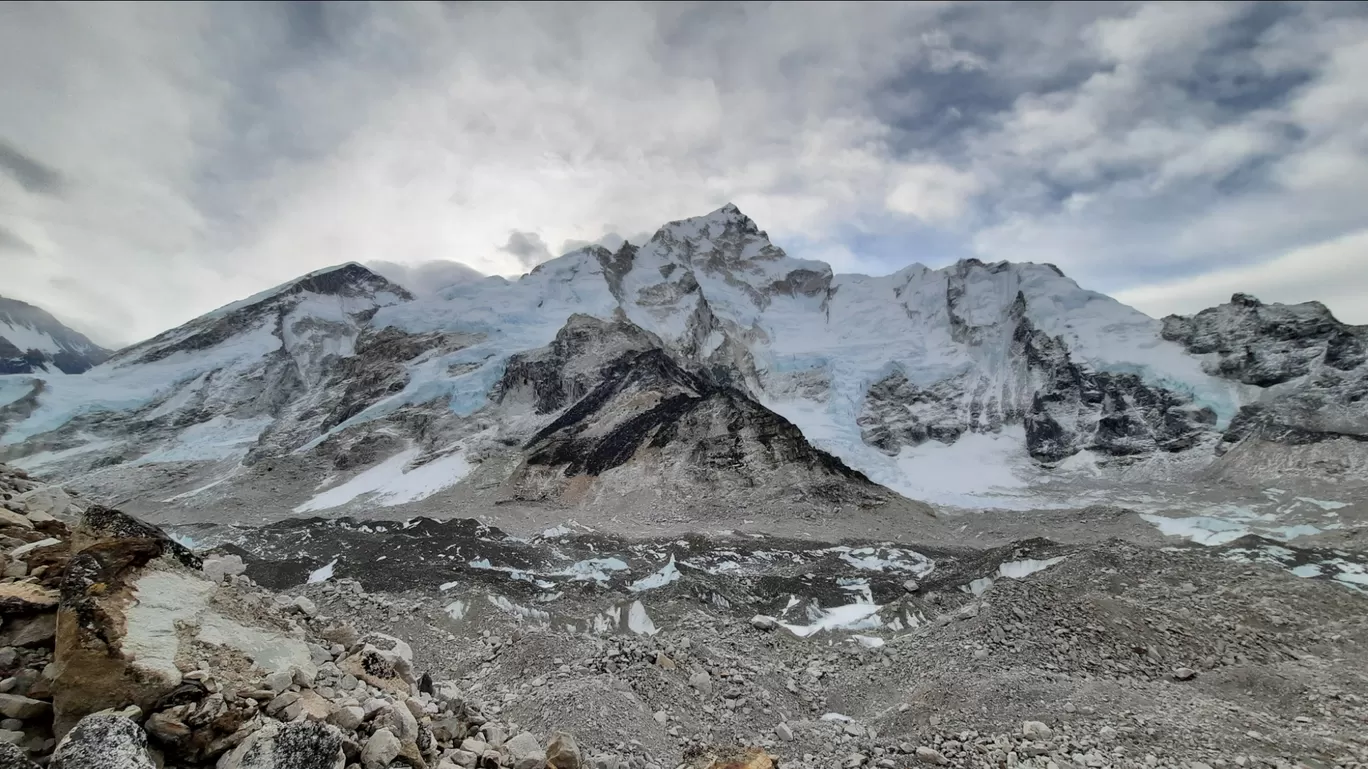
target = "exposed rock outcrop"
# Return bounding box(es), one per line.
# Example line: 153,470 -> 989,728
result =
858,291 -> 1217,464
509,347 -> 894,509
1164,294 -> 1368,454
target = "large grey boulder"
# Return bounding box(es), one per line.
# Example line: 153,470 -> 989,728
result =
49,710 -> 156,769
217,720 -> 345,769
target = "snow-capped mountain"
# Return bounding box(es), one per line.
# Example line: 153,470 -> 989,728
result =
0,296 -> 111,374
1,205 -> 1364,518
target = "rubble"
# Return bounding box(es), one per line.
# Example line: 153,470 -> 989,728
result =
1,462 -> 1366,769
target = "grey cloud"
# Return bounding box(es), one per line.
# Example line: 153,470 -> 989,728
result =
559,228 -> 652,255
366,259 -> 485,298
0,139 -> 63,195
498,231 -> 553,269
2,2 -> 1367,338
0,226 -> 35,254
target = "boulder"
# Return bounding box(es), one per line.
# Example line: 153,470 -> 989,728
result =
0,512 -> 32,532
0,742 -> 38,769
0,583 -> 58,616
51,506 -> 208,735
360,728 -> 401,769
49,709 -> 156,769
0,615 -> 55,648
217,720 -> 346,769
338,633 -> 416,696
503,732 -> 544,768
545,732 -> 582,769
13,487 -> 72,520
201,554 -> 246,584
0,694 -> 49,720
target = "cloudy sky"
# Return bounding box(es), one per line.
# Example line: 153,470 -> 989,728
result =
1,1 -> 1366,346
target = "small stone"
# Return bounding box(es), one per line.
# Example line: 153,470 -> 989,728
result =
1022,721 -> 1052,739
750,615 -> 778,631
916,746 -> 949,765
329,705 -> 365,731
1172,667 -> 1197,681
902,580 -> 920,593
776,723 -> 794,741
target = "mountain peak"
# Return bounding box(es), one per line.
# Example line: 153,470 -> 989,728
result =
0,295 -> 111,374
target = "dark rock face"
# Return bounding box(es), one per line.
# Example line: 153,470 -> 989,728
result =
0,296 -> 111,375
1162,293 -> 1366,386
1164,294 -> 1368,450
515,346 -> 887,505
492,314 -> 659,415
321,326 -> 476,432
858,291 -> 1216,464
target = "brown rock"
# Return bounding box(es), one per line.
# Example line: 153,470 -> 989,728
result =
545,732 -> 582,769
144,710 -> 192,746
0,583 -> 59,616
0,510 -> 33,531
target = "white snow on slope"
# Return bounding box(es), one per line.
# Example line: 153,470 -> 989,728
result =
0,319 -> 62,353
294,447 -> 471,512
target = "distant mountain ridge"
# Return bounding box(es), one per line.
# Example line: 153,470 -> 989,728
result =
1,204 -> 1364,519
0,295 -> 111,374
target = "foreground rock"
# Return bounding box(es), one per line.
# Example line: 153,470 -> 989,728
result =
49,710 -> 154,769
53,505 -> 205,734
0,463 -> 616,768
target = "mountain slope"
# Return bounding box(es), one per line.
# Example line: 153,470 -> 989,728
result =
1,205 -> 1365,518
0,296 -> 111,374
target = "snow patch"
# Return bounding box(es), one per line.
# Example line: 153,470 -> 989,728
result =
778,602 -> 883,638
998,556 -> 1066,579
294,448 -> 471,512
307,558 -> 338,583
628,556 -> 681,592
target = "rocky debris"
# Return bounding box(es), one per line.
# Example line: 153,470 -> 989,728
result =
202,554 -> 246,584
685,747 -> 777,768
0,464 -> 616,768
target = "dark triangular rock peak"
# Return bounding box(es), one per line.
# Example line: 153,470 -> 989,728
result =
0,295 -> 112,374
510,345 -> 895,510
